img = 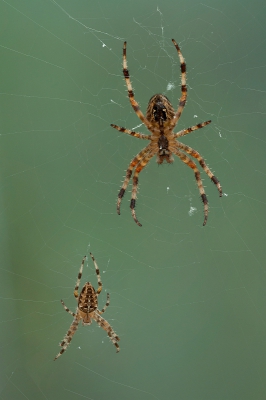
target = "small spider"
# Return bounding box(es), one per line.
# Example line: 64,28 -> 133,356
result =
54,254 -> 120,360
111,40 -> 222,226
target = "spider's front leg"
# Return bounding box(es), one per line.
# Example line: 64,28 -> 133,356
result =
130,151 -> 155,227
54,316 -> 80,360
93,313 -> 120,352
171,146 -> 209,225
176,141 -> 222,197
117,145 -> 151,217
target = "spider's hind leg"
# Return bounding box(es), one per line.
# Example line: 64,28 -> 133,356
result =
89,253 -> 102,295
171,39 -> 187,127
60,300 -> 76,317
122,42 -> 152,130
74,256 -> 86,299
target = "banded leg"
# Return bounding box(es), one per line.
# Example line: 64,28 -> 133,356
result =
99,293 -> 110,314
117,144 -> 152,215
130,151 -> 155,227
173,120 -> 211,139
74,256 -> 86,299
171,39 -> 187,128
93,313 -> 120,352
89,253 -> 102,295
176,141 -> 222,196
60,300 -> 76,317
123,42 -> 153,130
54,316 -> 80,360
110,124 -> 151,140
170,147 -> 208,226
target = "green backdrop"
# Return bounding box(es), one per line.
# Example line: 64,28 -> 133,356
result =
1,0 -> 266,399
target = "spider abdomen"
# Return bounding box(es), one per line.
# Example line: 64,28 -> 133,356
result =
146,94 -> 175,128
78,282 -> 98,313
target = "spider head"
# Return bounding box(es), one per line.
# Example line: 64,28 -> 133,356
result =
82,313 -> 92,326
146,94 -> 175,128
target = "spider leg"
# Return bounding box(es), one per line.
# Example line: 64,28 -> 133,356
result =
122,42 -> 153,130
175,141 -> 222,196
110,124 -> 151,140
93,313 -> 120,352
170,145 -> 209,226
173,120 -> 211,139
54,315 -> 81,360
130,150 -> 156,227
89,253 -> 102,295
171,39 -> 187,128
117,144 -> 152,215
74,256 -> 86,299
60,300 -> 76,317
98,292 -> 110,314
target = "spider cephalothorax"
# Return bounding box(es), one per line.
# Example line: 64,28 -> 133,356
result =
54,254 -> 120,360
111,40 -> 222,227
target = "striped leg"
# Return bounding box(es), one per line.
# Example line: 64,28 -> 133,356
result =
171,39 -> 187,127
123,42 -> 153,130
60,300 -> 76,317
110,124 -> 151,140
170,147 -> 209,226
54,316 -> 80,360
173,120 -> 212,139
117,145 -> 151,215
176,142 -> 222,196
93,313 -> 120,352
89,253 -> 102,295
130,151 -> 155,227
74,256 -> 86,299
98,293 -> 110,314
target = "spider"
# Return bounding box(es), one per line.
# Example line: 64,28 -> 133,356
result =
111,39 -> 222,226
54,253 -> 120,360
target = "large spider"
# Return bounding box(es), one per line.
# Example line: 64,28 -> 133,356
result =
54,254 -> 120,360
111,39 -> 222,226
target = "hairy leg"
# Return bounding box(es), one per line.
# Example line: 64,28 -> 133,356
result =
170,146 -> 209,226
175,141 -> 222,196
117,145 -> 152,215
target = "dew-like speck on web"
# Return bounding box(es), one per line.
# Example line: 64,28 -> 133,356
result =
166,82 -> 175,91
188,206 -> 197,217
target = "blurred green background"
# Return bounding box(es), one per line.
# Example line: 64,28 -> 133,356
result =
1,0 -> 266,399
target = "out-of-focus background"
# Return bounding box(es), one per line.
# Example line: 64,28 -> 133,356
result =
1,0 -> 266,399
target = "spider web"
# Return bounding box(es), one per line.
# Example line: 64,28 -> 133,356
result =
1,0 -> 266,399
